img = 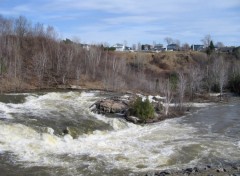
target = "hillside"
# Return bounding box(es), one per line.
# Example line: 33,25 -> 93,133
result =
0,14 -> 240,95
0,33 -> 240,96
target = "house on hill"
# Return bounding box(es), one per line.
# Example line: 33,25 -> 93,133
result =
191,44 -> 204,51
112,43 -> 132,51
153,44 -> 165,52
167,44 -> 178,51
112,43 -> 125,51
81,44 -> 90,50
141,44 -> 152,51
218,46 -> 235,53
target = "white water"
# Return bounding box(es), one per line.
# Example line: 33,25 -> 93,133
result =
0,91 -> 239,175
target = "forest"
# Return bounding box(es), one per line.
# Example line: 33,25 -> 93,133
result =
0,15 -> 240,108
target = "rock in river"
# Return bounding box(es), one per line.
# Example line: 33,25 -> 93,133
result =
90,97 -> 129,114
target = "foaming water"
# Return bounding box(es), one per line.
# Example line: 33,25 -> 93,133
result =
0,91 -> 239,175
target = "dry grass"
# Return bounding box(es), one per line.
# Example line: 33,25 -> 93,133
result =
0,77 -> 36,93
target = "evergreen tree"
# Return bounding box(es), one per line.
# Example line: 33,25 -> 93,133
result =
130,97 -> 155,122
209,41 -> 214,51
206,40 -> 215,55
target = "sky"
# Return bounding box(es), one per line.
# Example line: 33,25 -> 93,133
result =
0,0 -> 240,46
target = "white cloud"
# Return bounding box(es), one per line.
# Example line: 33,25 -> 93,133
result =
102,16 -> 159,25
44,0 -> 240,16
45,0 -> 194,14
12,5 -> 32,12
207,0 -> 240,8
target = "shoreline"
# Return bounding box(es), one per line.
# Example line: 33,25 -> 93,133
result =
144,163 -> 240,176
1,86 -> 232,125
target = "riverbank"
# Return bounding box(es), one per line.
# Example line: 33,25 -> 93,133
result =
1,85 -> 229,125
144,164 -> 240,176
1,85 -> 230,124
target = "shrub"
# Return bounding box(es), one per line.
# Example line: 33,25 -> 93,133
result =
229,75 -> 240,94
150,57 -> 170,70
130,97 -> 155,122
169,72 -> 178,90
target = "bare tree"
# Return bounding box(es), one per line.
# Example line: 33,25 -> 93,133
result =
87,46 -> 102,80
55,44 -> 64,76
174,39 -> 181,48
76,67 -> 81,85
177,71 -> 187,110
203,64 -> 210,92
206,56 -> 229,99
182,43 -> 190,51
14,16 -> 30,38
46,26 -> 58,40
33,47 -> 48,87
230,60 -> 240,80
164,37 -> 173,45
162,78 -> 173,115
62,48 -> 74,84
201,34 -> 212,47
33,22 -> 45,37
187,64 -> 203,99
103,56 -> 125,90
214,57 -> 229,100
0,15 -> 13,35
228,60 -> 240,94
215,42 -> 224,49
10,38 -> 22,79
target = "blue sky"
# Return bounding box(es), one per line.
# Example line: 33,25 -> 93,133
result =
0,0 -> 240,46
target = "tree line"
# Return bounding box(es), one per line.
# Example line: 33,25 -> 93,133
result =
0,15 -> 240,113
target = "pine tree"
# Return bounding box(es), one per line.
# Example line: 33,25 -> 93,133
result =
206,40 -> 215,55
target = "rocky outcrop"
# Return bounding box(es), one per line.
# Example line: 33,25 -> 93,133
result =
90,96 -> 142,123
90,97 -> 129,114
146,164 -> 240,176
90,95 -> 171,124
125,116 -> 140,123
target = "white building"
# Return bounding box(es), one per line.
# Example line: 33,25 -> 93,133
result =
112,43 -> 125,51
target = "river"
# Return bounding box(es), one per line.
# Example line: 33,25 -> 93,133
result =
0,91 -> 239,176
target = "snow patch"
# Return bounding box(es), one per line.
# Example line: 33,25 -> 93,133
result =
209,93 -> 221,97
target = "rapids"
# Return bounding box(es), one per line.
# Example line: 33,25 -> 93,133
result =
0,91 -> 239,175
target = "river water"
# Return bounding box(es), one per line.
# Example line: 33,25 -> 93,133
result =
0,91 -> 239,176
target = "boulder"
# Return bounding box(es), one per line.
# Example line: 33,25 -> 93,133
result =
155,170 -> 171,176
216,168 -> 226,172
98,99 -> 112,113
125,116 -> 140,124
62,126 -> 80,139
112,101 -> 128,113
91,97 -> 129,114
90,95 -> 160,124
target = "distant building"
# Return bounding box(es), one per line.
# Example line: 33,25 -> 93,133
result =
191,44 -> 204,51
141,44 -> 152,51
167,44 -> 178,51
80,44 -> 90,50
125,46 -> 132,51
153,44 -> 165,52
112,43 -> 132,51
218,46 -> 235,53
112,43 -> 125,51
